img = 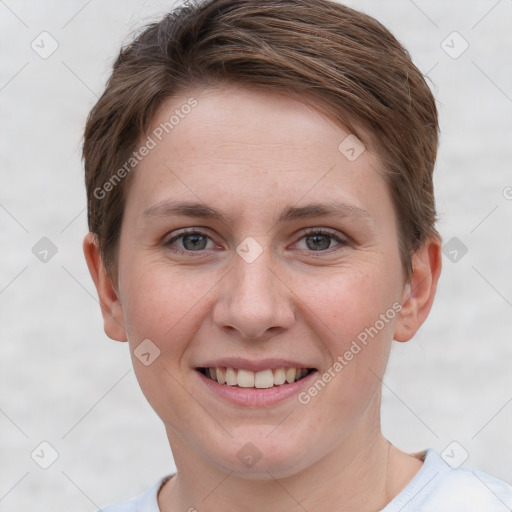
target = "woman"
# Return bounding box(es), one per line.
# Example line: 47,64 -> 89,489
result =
82,0 -> 512,510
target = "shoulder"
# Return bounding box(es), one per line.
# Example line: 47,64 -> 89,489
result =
97,476 -> 171,512
385,449 -> 512,512
431,465 -> 512,511
99,495 -> 139,512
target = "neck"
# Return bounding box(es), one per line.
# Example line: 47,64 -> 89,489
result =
159,411 -> 422,512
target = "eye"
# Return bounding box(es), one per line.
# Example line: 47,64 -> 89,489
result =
164,229 -> 217,254
295,229 -> 347,252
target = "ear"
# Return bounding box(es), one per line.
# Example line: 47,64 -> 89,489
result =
83,232 -> 128,342
394,237 -> 442,342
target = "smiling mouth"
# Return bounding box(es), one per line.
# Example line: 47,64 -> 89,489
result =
197,367 -> 316,388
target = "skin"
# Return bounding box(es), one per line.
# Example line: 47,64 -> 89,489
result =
84,84 -> 442,512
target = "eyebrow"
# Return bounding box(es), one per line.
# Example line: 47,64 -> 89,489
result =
141,199 -> 374,226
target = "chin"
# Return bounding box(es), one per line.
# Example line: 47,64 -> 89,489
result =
205,433 -> 314,480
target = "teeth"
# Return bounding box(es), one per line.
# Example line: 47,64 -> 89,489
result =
237,369 -> 254,388
203,367 -> 311,388
286,368 -> 297,383
216,367 -> 226,384
254,369 -> 274,389
273,368 -> 286,385
225,367 -> 237,386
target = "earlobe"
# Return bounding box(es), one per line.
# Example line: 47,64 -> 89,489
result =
83,232 -> 128,342
394,237 -> 442,342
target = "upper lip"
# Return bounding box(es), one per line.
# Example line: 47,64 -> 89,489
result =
196,358 -> 315,372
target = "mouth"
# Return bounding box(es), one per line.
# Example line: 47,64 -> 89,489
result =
196,366 -> 316,389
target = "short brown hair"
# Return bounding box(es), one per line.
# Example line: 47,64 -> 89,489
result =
83,0 -> 440,283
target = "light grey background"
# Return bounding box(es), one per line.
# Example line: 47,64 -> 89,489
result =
1,0 -> 511,510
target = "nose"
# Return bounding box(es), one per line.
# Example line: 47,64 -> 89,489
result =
212,249 -> 295,341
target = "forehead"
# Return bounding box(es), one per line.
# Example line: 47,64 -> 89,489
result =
153,85 -> 359,159
124,85 -> 392,226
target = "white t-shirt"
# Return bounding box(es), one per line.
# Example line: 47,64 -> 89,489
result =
98,448 -> 512,512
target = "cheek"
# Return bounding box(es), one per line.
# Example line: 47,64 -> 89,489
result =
118,261 -> 215,417
295,261 -> 400,342
291,257 -> 401,411
119,257 -> 214,349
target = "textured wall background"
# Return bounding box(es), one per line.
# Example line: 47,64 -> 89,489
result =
1,0 -> 511,510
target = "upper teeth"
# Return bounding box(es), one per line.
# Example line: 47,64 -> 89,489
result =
205,367 -> 309,388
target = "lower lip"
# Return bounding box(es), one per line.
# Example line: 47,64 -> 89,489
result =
195,369 -> 318,407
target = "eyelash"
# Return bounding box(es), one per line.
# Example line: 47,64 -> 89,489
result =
164,227 -> 349,256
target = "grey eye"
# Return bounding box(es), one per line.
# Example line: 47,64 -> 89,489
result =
305,233 -> 333,251
181,233 -> 209,251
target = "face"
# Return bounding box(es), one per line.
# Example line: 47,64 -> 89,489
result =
105,85 -> 414,477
